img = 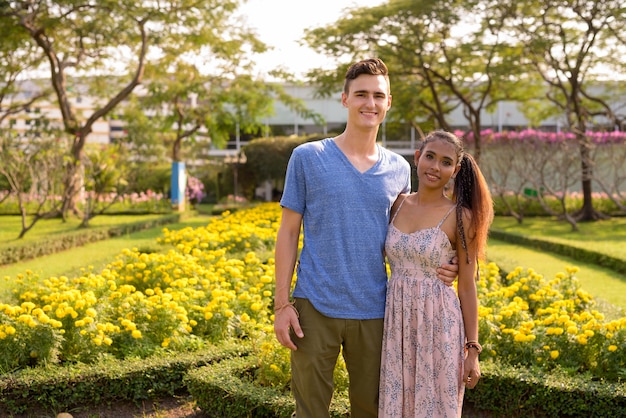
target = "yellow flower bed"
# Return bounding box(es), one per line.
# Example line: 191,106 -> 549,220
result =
1,203 -> 625,385
476,265 -> 626,379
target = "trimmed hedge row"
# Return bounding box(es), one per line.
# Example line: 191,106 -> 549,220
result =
185,356 -> 350,418
0,340 -> 247,416
186,356 -> 299,418
465,360 -> 626,417
0,213 -> 183,266
1,336 -> 623,417
186,353 -> 626,418
489,230 -> 626,276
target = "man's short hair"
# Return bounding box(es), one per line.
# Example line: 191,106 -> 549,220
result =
343,58 -> 390,94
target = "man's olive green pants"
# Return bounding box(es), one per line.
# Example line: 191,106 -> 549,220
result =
290,298 -> 384,418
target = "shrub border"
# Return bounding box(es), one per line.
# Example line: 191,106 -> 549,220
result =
0,340 -> 247,416
465,360 -> 626,417
0,213 -> 184,266
185,354 -> 350,418
186,353 -> 626,418
489,229 -> 626,276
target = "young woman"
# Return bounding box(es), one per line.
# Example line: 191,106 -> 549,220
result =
378,130 -> 494,417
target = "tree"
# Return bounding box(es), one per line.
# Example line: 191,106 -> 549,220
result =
481,135 -> 534,223
0,0 -> 257,219
302,0 -> 541,162
0,130 -> 65,238
141,65 -> 273,164
521,138 -> 582,230
80,144 -> 130,228
129,53 -> 323,208
0,7 -> 48,124
503,0 -> 626,220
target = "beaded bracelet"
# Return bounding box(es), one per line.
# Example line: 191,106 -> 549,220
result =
274,301 -> 299,318
465,341 -> 482,354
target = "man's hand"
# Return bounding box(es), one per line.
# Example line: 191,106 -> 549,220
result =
274,304 -> 304,351
437,256 -> 459,287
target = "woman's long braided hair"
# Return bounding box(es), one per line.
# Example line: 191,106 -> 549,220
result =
418,131 -> 494,265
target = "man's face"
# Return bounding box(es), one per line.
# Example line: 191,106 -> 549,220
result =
341,74 -> 392,130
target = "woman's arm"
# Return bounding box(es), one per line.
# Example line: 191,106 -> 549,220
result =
456,208 -> 481,389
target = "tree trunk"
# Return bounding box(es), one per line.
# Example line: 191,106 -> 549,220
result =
574,135 -> 606,221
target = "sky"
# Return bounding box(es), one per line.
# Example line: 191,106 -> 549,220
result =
237,0 -> 385,79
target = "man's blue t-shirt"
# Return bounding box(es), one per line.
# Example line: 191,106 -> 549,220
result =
280,138 -> 411,319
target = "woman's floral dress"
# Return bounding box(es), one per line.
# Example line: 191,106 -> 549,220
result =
379,199 -> 465,418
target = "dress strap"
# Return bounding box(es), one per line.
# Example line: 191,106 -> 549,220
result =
390,195 -> 409,224
436,205 -> 456,228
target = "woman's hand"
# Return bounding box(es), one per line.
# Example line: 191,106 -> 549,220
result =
463,350 -> 481,389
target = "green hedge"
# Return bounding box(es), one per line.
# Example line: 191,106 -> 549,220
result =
465,360 -> 626,417
1,339 -> 623,417
489,229 -> 626,276
186,353 -> 625,418
185,355 -> 350,418
0,340 -> 247,416
0,213 -> 183,266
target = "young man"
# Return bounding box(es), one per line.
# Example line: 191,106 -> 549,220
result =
274,58 -> 458,418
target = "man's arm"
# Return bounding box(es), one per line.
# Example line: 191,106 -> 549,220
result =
274,207 -> 304,350
437,256 -> 459,287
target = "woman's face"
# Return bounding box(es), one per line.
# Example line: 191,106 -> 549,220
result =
415,139 -> 460,190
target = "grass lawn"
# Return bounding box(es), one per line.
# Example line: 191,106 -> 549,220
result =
0,214 -> 169,246
487,239 -> 626,314
491,216 -> 626,261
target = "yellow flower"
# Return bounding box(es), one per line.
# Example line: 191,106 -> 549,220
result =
550,350 -> 559,359
608,345 -> 617,352
131,330 -> 142,339
546,327 -> 564,336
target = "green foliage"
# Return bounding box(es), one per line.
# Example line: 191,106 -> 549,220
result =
0,214 -> 181,265
0,340 -> 246,415
489,230 -> 626,276
465,360 -> 626,417
0,310 -> 62,373
122,161 -> 172,195
186,347 -> 625,418
243,135 -> 315,183
84,144 -> 129,196
492,194 -> 623,218
0,130 -> 66,210
491,216 -> 626,258
185,355 -> 350,418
